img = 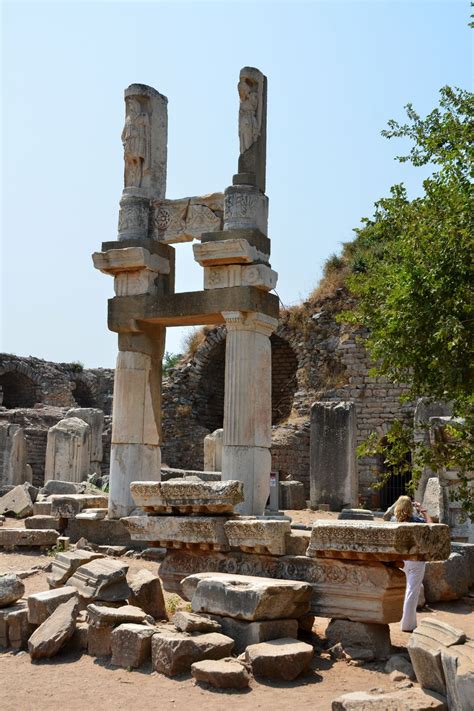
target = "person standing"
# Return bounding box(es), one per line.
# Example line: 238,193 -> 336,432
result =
392,495 -> 433,632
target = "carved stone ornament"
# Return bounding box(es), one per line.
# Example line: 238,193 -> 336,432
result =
238,70 -> 263,154
118,195 -> 150,240
122,97 -> 151,189
150,194 -> 223,243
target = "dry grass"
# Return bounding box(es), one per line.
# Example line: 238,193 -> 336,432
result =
181,326 -> 215,358
176,404 -> 192,418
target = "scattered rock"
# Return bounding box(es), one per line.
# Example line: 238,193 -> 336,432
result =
47,549 -> 104,587
27,587 -> 78,625
0,574 -> 25,608
441,640 -> 474,711
41,480 -> 83,496
172,611 -> 221,634
66,558 -> 130,602
0,484 -> 33,517
111,623 -> 156,668
326,620 -> 391,660
424,554 -> 470,602
151,629 -> 234,676
87,623 -> 113,657
24,515 -> 62,531
0,528 -> 59,548
331,688 -> 447,709
86,603 -> 149,627
128,569 -> 166,620
28,597 -> 79,659
408,619 -> 466,696
210,615 -> 298,655
385,654 -> 415,680
191,658 -> 250,689
245,638 -> 313,681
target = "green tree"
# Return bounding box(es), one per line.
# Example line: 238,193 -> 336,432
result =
343,86 -> 474,518
162,351 -> 182,377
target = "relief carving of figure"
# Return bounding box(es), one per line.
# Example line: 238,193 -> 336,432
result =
238,76 -> 262,154
122,97 -> 150,188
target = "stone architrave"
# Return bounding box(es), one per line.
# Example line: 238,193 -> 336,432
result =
44,417 -> 91,483
223,518 -> 291,555
221,311 -> 277,515
66,408 -> 104,473
129,478 -> 243,514
150,193 -> 223,243
309,401 -> 358,511
123,515 -> 230,552
203,428 -> 224,472
0,423 -> 32,486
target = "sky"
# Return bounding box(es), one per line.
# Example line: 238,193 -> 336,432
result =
1,0 -> 471,368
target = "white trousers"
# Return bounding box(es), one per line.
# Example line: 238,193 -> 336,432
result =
401,560 -> 426,632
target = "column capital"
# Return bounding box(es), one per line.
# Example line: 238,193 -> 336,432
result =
222,310 -> 278,336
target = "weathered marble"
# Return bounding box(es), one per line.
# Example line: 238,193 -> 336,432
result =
150,193 -> 223,243
44,418 -> 91,483
123,515 -> 230,552
65,559 -> 130,602
50,494 -> 108,519
224,518 -> 291,555
129,479 -> 243,514
408,619 -> 466,696
307,521 -> 451,562
203,428 -> 223,472
204,263 -> 277,291
236,67 -> 267,193
0,423 -> 32,486
193,237 -> 268,267
47,550 -> 104,587
0,528 -> 58,548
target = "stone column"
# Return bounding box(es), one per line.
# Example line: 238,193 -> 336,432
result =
221,311 -> 277,515
310,401 -> 358,511
109,327 -> 165,518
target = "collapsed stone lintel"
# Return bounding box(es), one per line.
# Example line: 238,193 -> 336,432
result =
107,286 -> 279,331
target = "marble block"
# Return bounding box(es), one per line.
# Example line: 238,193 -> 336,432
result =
129,479 -> 243,514
204,264 -> 277,291
122,515 -> 230,552
66,559 -> 130,602
224,518 -> 291,555
193,238 -> 268,267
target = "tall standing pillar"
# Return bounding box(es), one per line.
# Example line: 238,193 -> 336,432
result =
221,311 -> 277,515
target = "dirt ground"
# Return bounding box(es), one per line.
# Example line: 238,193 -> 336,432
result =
1,526 -> 473,711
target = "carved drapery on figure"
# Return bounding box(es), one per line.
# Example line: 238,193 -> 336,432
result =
238,70 -> 263,154
122,97 -> 151,189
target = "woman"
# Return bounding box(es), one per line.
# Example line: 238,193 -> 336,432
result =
393,495 -> 432,632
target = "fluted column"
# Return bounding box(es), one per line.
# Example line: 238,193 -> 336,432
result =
221,311 -> 277,515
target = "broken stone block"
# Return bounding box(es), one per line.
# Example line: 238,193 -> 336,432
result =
338,509 -> 374,521
326,620 -> 391,661
66,558 -> 130,602
385,654 -> 415,680
307,520 -> 451,562
285,530 -> 311,556
33,501 -> 52,516
279,481 -> 306,510
210,615 -> 298,654
151,629 -> 234,676
75,508 -> 108,521
172,611 -> 221,634
64,517 -> 132,546
65,407 -> 104,465
331,688 -> 447,710
0,483 -> 33,517
191,658 -> 250,689
86,603 -> 149,627
44,417 -> 91,484
424,553 -> 470,602
0,528 -> 58,548
245,638 -> 313,680
183,572 -> 312,621
47,549 -> 104,587
28,597 -> 79,659
129,479 -> 244,514
27,587 -> 78,625
123,515 -> 230,552
50,494 -> 108,518
6,602 -> 35,649
67,621 -> 89,652
25,515 -> 62,531
41,480 -> 82,496
111,623 -> 156,668
0,574 -> 25,608
0,423 -> 32,487
408,619 -> 466,695
87,622 -> 113,657
203,428 -> 223,472
224,518 -> 291,555
128,569 -> 166,620
441,641 -> 474,711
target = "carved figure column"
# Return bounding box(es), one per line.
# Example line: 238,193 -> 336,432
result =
221,311 -> 277,515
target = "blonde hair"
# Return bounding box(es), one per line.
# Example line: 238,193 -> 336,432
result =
394,495 -> 413,522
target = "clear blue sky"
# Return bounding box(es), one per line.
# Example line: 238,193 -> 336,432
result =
1,0 -> 471,368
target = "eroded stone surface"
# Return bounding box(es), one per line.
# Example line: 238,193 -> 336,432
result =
441,641 -> 474,711
28,597 -> 79,659
48,549 -> 104,587
408,619 -> 466,696
331,688 -> 447,710
184,572 -> 311,621
27,587 -> 78,625
86,603 -> 148,627
210,615 -> 298,654
191,658 -> 250,689
151,629 -> 234,676
245,638 -> 313,680
111,623 -> 156,668
172,611 -> 221,634
128,569 -> 166,620
224,518 -> 291,555
424,553 -> 470,602
0,484 -> 33,517
326,620 -> 391,661
0,529 -> 58,548
50,494 -> 109,519
66,559 -> 130,602
0,574 -> 25,608
307,521 -> 451,562
123,515 -> 230,551
129,479 -> 243,514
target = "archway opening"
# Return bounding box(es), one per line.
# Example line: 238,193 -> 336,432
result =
377,437 -> 412,510
73,379 -> 97,408
0,371 -> 38,408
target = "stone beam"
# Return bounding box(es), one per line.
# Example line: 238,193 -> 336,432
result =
107,287 -> 279,331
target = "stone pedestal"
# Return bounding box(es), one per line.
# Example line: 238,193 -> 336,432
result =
221,311 -> 277,515
310,401 -> 358,511
44,418 -> 91,483
109,329 -> 164,518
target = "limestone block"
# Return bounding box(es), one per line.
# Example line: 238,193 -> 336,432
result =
45,417 -> 91,483
172,611 -> 221,634
224,184 -> 268,235
193,238 -> 268,267
128,569 -> 166,620
451,542 -> 474,586
67,621 -> 89,652
307,521 -> 451,562
111,623 -> 156,668
66,559 -> 130,602
191,658 -> 250,689
331,688 -> 447,710
47,550 -> 104,587
88,622 -> 113,657
310,401 -> 358,511
0,423 -> 32,486
0,528 -> 58,548
123,515 -> 230,552
408,619 -> 466,695
50,494 -> 108,518
279,481 -> 306,511
204,264 -> 277,291
184,572 -> 312,621
422,477 -> 442,523
92,247 -> 169,276
0,483 -> 33,517
441,641 -> 474,711
25,515 -> 62,531
109,446 -> 161,521
245,638 -> 313,681
224,518 -> 291,555
210,615 -> 298,654
86,603 -> 148,628
326,620 -> 391,661
385,654 -> 415,680
338,509 -> 374,521
27,587 -> 78,625
285,530 -> 311,556
150,193 -> 223,243
5,602 -> 34,649
161,550 -> 405,624
424,553 -> 470,602
64,517 -> 132,547
203,428 -> 223,472
66,408 -> 104,463
28,597 -> 79,659
129,479 -> 243,514
33,501 -> 52,515
41,480 -> 83,496
151,629 -> 234,676
0,574 -> 25,608
75,509 -> 108,520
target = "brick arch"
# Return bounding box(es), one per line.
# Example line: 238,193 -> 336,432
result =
71,374 -> 99,408
192,325 -> 300,430
0,365 -> 41,408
